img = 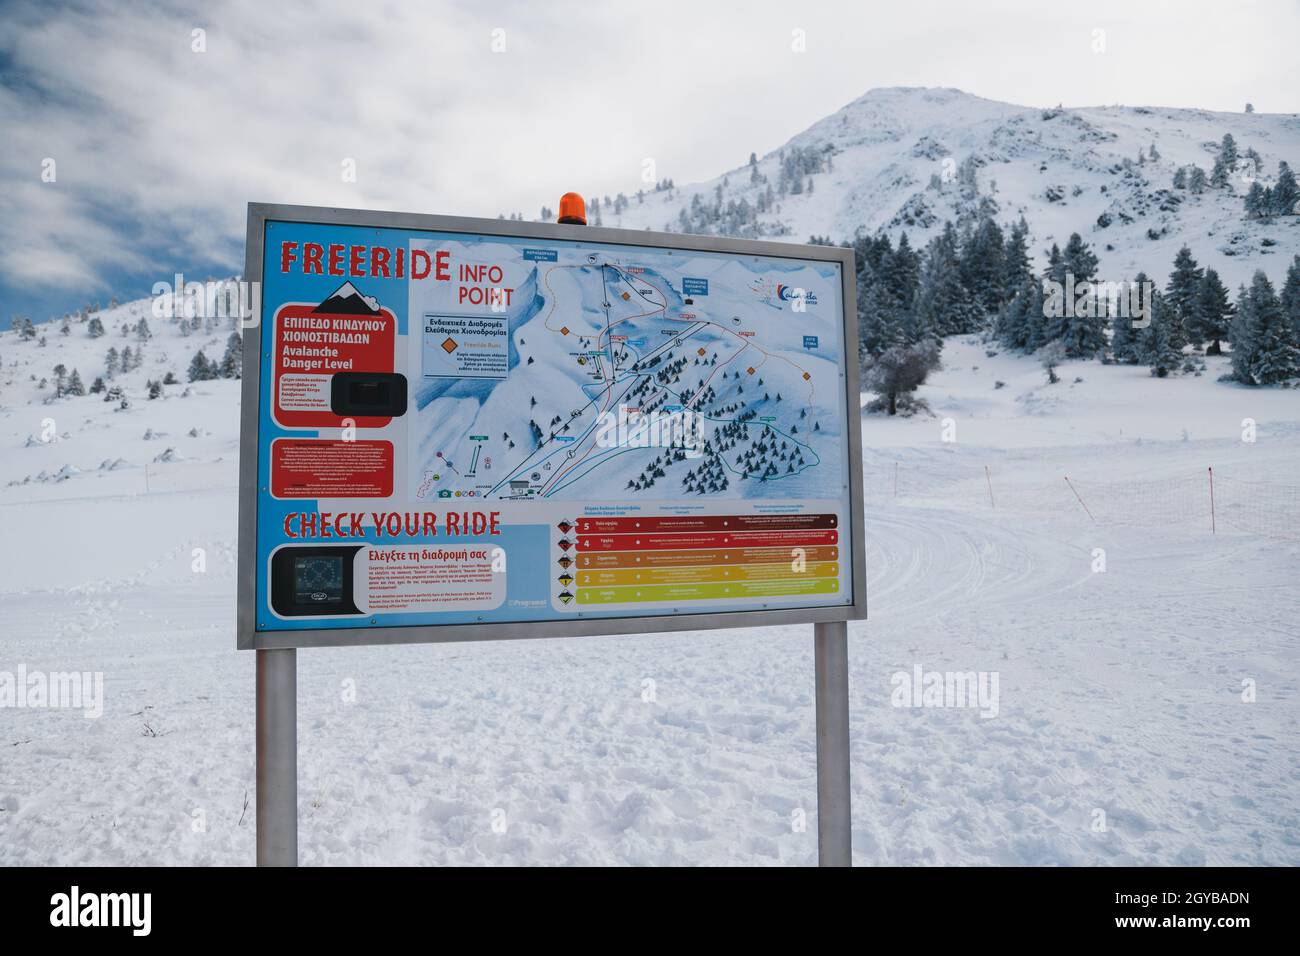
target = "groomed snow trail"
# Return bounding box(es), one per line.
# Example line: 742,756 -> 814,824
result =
1,458 -> 1294,865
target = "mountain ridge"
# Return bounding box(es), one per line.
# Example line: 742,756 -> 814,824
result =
588,86 -> 1300,291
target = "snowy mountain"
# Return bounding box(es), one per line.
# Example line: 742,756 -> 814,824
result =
316,281 -> 382,315
590,87 -> 1300,290
2,87 -> 1298,868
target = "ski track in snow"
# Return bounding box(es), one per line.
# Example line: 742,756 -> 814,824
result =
1,471 -> 1295,865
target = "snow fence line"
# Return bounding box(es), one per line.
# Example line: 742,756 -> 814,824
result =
866,463 -> 1300,540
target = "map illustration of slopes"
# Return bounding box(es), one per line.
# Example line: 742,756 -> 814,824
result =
407,237 -> 847,503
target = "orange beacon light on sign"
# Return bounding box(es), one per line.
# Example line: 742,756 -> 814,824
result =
557,192 -> 586,225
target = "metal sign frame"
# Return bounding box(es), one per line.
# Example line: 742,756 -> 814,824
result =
237,202 -> 867,651
240,202 -> 863,866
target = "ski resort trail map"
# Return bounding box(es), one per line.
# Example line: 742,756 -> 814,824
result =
408,236 -> 849,506
252,214 -> 858,637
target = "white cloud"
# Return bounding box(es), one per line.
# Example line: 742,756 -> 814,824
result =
1,0 -> 1296,292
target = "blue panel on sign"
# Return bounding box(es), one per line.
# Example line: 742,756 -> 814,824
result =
246,213 -> 855,645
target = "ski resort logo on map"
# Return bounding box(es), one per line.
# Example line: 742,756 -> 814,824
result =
751,276 -> 817,309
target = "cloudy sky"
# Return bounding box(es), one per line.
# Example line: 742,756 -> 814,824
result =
2,0 -> 1297,323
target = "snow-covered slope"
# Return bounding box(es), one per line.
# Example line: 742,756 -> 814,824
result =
2,301 -> 1298,865
0,284 -> 243,492
597,87 -> 1300,289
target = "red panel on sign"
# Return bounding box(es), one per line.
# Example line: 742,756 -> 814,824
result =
272,303 -> 396,428
271,439 -> 394,498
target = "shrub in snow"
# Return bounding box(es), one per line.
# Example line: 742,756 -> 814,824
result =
1038,341 -> 1067,384
862,342 -> 941,416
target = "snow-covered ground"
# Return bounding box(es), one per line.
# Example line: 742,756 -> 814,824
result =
1,305 -> 1296,865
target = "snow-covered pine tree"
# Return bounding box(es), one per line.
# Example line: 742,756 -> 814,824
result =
1273,161 -> 1299,217
858,280 -> 905,359
1165,246 -> 1204,349
1037,243 -> 1069,346
1281,256 -> 1300,342
1211,156 -> 1228,188
1108,274 -> 1144,364
1059,285 -> 1107,359
1244,180 -> 1267,218
1045,233 -> 1103,356
188,348 -> 215,382
66,369 -> 85,396
1139,290 -> 1181,377
1026,274 -> 1053,353
1042,242 -> 1066,286
1241,271 -> 1300,385
914,224 -> 970,339
1244,147 -> 1263,175
220,332 -> 242,379
87,317 -> 105,338
995,279 -> 1039,352
1001,217 -> 1032,300
1229,284 -> 1256,383
1194,269 -> 1233,355
958,216 -> 1006,318
105,346 -> 120,377
1211,134 -> 1238,188
879,233 -> 921,319
1062,233 -> 1099,285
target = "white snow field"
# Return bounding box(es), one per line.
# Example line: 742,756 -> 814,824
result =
1,300 -> 1296,866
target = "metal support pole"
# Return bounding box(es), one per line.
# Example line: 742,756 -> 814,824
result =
814,620 -> 851,866
257,647 -> 297,866
1208,467 -> 1216,534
